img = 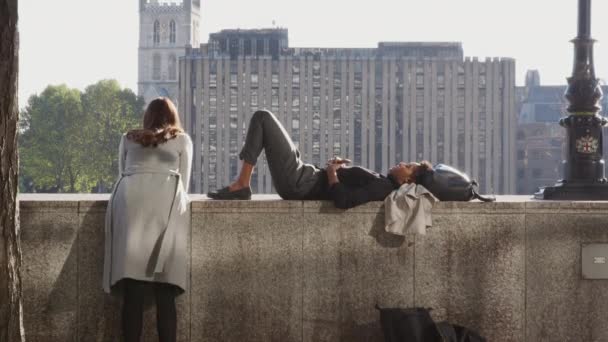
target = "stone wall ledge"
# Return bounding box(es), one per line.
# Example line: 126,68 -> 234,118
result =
18,193 -> 608,214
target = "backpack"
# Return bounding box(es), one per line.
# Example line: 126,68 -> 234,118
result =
419,164 -> 495,202
376,305 -> 487,342
377,306 -> 442,342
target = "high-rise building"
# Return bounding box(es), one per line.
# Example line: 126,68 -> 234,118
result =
138,0 -> 201,104
179,29 -> 517,195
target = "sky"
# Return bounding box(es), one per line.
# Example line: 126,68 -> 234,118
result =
18,0 -> 608,109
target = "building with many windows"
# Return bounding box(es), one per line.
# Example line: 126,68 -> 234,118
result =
179,29 -> 517,195
138,0 -> 201,104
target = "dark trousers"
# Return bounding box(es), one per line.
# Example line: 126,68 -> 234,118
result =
122,278 -> 177,342
239,110 -> 325,199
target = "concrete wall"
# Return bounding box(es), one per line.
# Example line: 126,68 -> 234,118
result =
18,195 -> 608,341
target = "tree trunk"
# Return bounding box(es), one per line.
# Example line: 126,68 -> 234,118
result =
68,166 -> 75,192
0,0 -> 25,341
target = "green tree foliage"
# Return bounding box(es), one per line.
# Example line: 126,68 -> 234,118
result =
19,80 -> 144,193
82,80 -> 144,192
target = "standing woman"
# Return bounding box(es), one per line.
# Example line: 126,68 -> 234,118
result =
103,97 -> 193,342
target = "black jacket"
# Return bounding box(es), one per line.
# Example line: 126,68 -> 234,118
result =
324,166 -> 401,209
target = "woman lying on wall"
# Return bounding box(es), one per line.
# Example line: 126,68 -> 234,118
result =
207,110 -> 432,209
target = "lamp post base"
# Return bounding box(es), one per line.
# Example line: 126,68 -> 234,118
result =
535,181 -> 608,200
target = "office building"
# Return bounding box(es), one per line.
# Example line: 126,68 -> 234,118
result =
179,29 -> 517,195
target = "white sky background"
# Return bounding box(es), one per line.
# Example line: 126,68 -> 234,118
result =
18,0 -> 608,109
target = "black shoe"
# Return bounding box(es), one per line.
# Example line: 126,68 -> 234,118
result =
207,186 -> 252,200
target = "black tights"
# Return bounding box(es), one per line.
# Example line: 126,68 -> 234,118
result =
121,278 -> 178,342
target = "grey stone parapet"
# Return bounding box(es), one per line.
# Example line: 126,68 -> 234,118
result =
17,195 -> 608,341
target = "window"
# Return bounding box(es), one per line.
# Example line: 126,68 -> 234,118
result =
152,53 -> 161,80
230,90 -> 237,106
153,20 -> 160,45
312,74 -> 321,87
354,72 -> 362,88
169,20 -> 176,44
517,130 -> 525,140
272,89 -> 279,106
458,74 -> 465,86
168,54 -> 176,80
517,150 -> 525,160
457,96 -> 465,107
333,97 -> 341,109
437,89 -> 445,110
334,71 -> 341,86
312,96 -> 320,108
251,89 -> 258,106
437,74 -> 445,87
244,39 -> 252,55
478,95 -> 486,107
256,39 -> 265,55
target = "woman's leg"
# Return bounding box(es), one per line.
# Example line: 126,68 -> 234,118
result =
228,161 -> 254,191
122,279 -> 145,342
154,282 -> 177,342
219,110 -> 307,195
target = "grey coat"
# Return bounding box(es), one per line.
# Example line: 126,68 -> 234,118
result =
103,132 -> 193,295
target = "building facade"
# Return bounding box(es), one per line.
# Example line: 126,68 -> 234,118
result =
179,29 -> 517,195
515,70 -> 608,194
138,0 -> 201,104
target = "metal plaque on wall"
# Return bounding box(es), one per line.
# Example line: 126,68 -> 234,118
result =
582,244 -> 608,279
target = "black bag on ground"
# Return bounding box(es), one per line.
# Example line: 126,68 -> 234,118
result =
376,306 -> 442,342
419,164 -> 495,202
436,321 -> 487,342
376,306 -> 487,342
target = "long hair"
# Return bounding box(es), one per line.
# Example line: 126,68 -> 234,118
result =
126,97 -> 184,147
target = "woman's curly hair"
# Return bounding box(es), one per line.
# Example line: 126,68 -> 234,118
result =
126,97 -> 184,147
414,160 -> 434,184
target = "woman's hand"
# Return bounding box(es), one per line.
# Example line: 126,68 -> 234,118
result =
327,156 -> 352,165
326,162 -> 344,174
326,157 -> 349,186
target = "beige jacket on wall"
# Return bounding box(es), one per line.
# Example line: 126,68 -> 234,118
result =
384,183 -> 438,236
103,133 -> 193,295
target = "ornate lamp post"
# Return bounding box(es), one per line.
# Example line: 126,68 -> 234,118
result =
537,0 -> 608,200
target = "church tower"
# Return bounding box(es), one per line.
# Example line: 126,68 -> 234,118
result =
138,0 -> 201,105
